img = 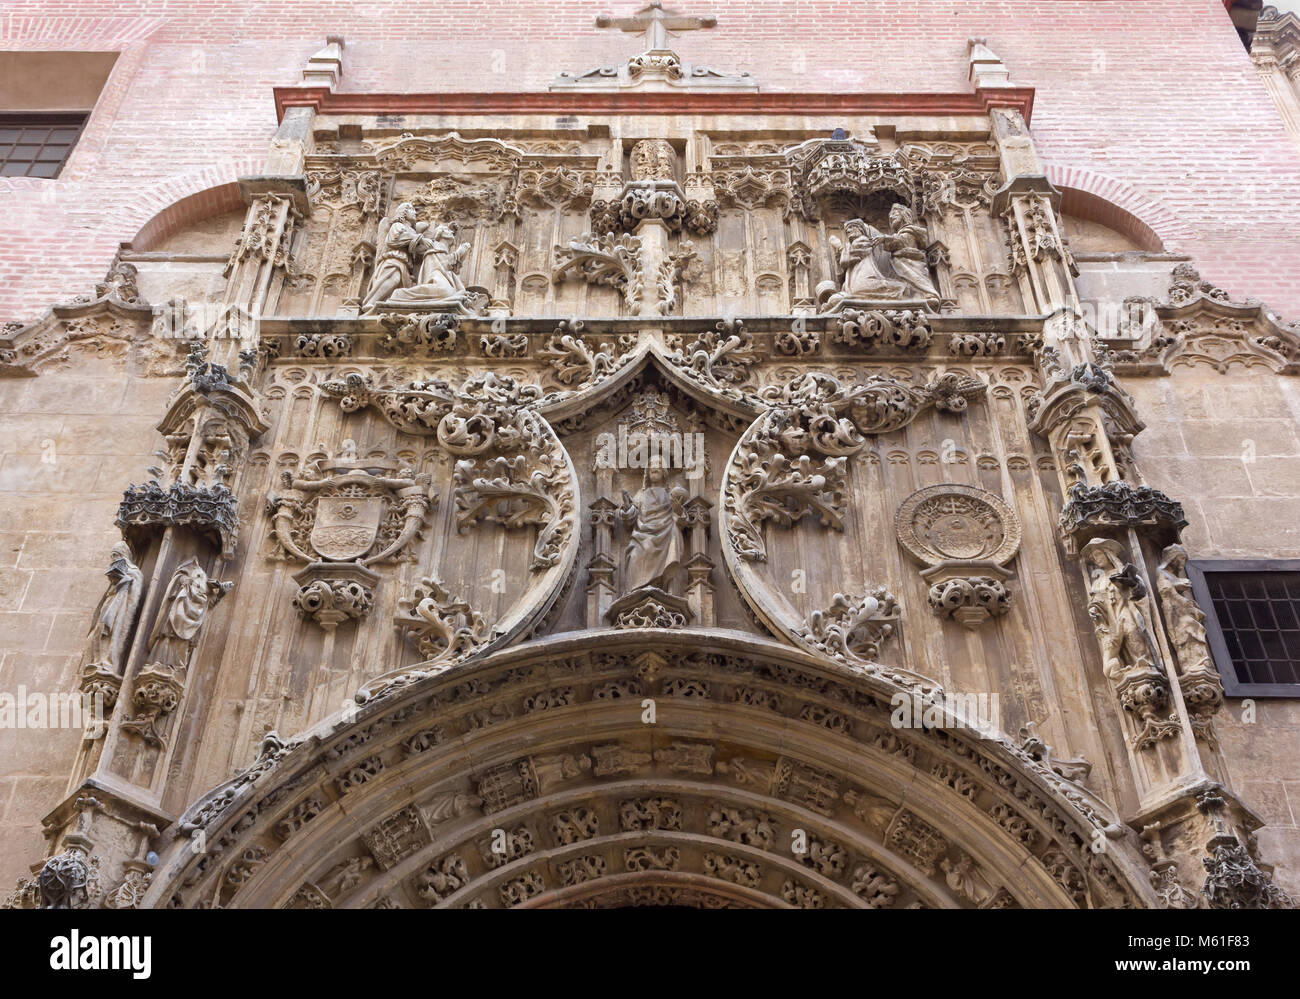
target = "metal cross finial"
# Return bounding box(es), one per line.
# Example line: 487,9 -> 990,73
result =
595,3 -> 718,52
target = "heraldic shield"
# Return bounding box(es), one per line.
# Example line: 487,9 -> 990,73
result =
310,494 -> 386,562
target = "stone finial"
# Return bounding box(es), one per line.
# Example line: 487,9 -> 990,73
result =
303,36 -> 345,88
967,37 -> 1011,88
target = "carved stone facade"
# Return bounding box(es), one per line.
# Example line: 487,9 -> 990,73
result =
1,3 -> 1298,914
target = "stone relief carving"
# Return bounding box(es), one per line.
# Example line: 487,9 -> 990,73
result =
1082,539 -> 1179,751
266,442 -> 435,629
820,206 -> 940,312
725,370 -> 983,562
797,589 -> 901,670
362,203 -> 486,315
552,231 -> 644,312
395,576 -> 491,667
1156,544 -> 1225,748
21,77 -> 1296,914
896,484 -> 1022,629
121,558 -> 231,748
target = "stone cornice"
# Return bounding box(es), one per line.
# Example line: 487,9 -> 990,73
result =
273,86 -> 1036,125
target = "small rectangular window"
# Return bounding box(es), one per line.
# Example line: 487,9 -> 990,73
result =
1187,560 -> 1300,696
0,114 -> 87,178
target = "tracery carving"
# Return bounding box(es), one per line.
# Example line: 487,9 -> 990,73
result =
1059,480 -> 1187,552
665,318 -> 759,392
539,321 -> 637,390
725,370 -> 982,562
394,577 -> 490,668
831,308 -> 933,352
146,635 -> 1159,910
797,589 -> 900,669
552,231 -> 644,312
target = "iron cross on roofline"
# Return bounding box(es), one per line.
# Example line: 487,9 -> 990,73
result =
595,2 -> 718,52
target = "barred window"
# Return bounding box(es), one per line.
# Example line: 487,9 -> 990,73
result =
1188,561 -> 1300,696
0,114 -> 87,178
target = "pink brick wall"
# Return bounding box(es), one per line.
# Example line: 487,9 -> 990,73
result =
2,1 -> 1299,319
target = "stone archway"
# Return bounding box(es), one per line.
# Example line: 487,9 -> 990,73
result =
144,631 -> 1158,909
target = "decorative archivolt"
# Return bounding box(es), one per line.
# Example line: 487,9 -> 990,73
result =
141,633 -> 1152,910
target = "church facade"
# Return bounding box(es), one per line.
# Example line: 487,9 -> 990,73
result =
2,1 -> 1299,910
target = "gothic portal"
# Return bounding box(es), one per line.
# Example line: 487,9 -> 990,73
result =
2,4 -> 1296,912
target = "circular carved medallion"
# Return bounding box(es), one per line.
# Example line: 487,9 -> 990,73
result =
895,484 -> 1021,567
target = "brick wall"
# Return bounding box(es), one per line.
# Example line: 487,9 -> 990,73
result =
2,1 -> 1300,319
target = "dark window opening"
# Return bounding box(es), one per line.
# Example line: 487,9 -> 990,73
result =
1188,560 -> 1300,697
0,113 -> 88,178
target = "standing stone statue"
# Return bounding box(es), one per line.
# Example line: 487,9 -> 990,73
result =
1156,543 -> 1224,741
1155,544 -> 1213,675
1084,542 -> 1156,682
145,557 -> 232,669
83,541 -> 144,676
619,464 -> 688,594
1083,539 -> 1179,748
362,202 -> 425,310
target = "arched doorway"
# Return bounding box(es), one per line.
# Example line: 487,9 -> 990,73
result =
144,631 -> 1157,909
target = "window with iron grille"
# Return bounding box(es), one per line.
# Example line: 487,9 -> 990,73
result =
1187,560 -> 1300,697
0,114 -> 88,178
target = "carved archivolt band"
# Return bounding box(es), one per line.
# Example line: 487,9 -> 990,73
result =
143,632 -> 1152,910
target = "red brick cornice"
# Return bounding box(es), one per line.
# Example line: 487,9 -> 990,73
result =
273,85 -> 1034,124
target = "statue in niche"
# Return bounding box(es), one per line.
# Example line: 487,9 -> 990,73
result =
1084,542 -> 1157,681
389,220 -> 474,308
363,202 -> 424,310
363,203 -> 476,311
821,204 -> 938,310
1081,539 -> 1179,748
145,557 -> 232,669
620,463 -> 688,595
83,541 -> 144,676
1156,544 -> 1214,675
631,139 -> 676,181
883,204 -> 938,300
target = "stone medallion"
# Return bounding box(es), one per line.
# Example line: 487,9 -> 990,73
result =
895,484 -> 1021,630
895,484 -> 1020,568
